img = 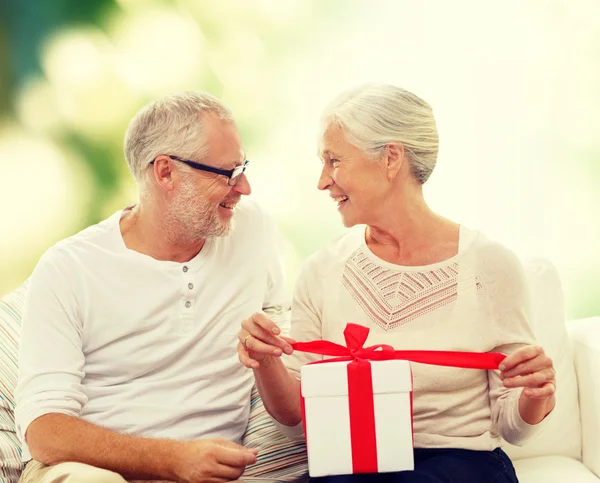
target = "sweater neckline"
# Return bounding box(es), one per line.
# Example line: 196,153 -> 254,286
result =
352,224 -> 479,272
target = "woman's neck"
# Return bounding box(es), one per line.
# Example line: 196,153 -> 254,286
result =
365,196 -> 460,266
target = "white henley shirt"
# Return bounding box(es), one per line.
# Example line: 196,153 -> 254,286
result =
15,199 -> 290,462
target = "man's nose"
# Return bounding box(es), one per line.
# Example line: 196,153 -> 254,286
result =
233,173 -> 251,196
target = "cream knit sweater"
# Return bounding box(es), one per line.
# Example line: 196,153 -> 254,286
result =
282,225 -> 543,450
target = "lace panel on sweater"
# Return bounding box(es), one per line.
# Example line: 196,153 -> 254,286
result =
342,248 -> 482,330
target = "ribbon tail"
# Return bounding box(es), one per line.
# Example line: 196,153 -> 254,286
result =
347,359 -> 378,474
367,350 -> 506,370
292,340 -> 351,357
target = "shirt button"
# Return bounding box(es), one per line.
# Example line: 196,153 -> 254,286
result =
188,283 -> 194,290
185,301 -> 191,308
182,266 -> 188,273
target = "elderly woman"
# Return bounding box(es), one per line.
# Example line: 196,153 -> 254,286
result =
238,84 -> 556,483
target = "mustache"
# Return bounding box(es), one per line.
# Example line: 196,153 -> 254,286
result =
221,196 -> 241,205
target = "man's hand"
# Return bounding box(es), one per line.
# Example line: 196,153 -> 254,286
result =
238,312 -> 295,369
173,439 -> 258,483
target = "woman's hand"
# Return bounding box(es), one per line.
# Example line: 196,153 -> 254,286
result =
238,312 -> 295,369
499,345 -> 556,424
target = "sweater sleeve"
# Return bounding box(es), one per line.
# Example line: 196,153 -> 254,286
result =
282,256 -> 325,379
15,248 -> 88,444
482,245 -> 547,445
273,257 -> 326,440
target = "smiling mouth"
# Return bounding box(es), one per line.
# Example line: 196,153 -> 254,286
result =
219,202 -> 237,210
332,195 -> 349,207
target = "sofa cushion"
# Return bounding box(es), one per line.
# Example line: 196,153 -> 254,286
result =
502,259 -> 582,461
514,455 -> 599,483
568,317 -> 600,478
0,281 -> 28,482
241,386 -> 308,480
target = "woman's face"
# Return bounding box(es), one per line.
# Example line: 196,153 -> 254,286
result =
318,125 -> 386,227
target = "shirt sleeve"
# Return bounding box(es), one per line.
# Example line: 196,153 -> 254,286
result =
15,248 -> 88,443
260,210 -> 292,336
483,246 -> 548,445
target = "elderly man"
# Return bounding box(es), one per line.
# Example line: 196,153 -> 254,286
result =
15,92 -> 290,483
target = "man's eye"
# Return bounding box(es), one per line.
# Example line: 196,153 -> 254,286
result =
331,159 -> 340,165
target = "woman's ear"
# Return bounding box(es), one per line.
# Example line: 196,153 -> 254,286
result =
385,143 -> 405,181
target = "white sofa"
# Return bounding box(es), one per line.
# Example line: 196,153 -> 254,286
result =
1,258 -> 599,482
502,259 -> 600,483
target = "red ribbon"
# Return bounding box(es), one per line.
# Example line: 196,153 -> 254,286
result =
293,323 -> 506,474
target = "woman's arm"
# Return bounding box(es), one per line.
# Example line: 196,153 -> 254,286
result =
482,245 -> 556,445
238,312 -> 302,426
238,259 -> 324,428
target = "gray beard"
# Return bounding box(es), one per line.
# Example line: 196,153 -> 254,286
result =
164,183 -> 232,242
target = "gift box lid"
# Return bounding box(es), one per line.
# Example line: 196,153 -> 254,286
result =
301,359 -> 412,398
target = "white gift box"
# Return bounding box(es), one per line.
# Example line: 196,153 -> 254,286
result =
300,359 -> 414,477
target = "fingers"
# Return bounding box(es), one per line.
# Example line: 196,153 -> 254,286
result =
499,345 -> 544,372
237,342 -> 260,369
240,313 -> 294,355
498,345 -> 556,399
501,353 -> 552,379
214,438 -> 257,453
281,335 -> 297,344
250,311 -> 281,335
245,332 -> 286,357
503,367 -> 555,389
523,382 -> 556,399
214,443 -> 258,467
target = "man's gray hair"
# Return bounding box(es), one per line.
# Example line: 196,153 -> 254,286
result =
320,84 -> 439,184
124,91 -> 234,182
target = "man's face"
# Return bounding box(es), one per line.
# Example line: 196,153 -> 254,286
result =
167,117 -> 251,239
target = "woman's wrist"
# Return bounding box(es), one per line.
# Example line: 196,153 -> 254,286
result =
518,392 -> 555,425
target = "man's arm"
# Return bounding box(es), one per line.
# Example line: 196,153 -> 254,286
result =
27,414 -> 257,481
27,414 -> 178,478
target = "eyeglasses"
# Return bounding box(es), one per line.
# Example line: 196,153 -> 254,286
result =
150,155 -> 249,186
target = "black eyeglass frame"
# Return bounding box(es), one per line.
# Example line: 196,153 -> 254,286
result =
150,155 -> 249,186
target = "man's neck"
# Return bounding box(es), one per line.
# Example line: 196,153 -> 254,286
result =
120,204 -> 206,263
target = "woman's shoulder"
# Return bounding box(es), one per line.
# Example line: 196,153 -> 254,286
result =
462,229 -> 525,282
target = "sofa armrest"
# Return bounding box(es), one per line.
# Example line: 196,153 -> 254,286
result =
567,316 -> 600,477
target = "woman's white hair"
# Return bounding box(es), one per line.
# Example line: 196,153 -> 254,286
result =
320,84 -> 439,184
124,91 -> 234,183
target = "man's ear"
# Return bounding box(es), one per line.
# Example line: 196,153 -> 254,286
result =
384,143 -> 405,181
152,155 -> 176,192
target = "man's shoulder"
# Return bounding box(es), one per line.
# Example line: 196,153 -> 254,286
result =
38,211 -> 121,268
